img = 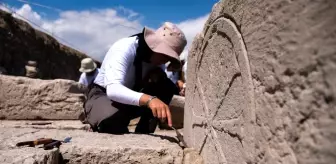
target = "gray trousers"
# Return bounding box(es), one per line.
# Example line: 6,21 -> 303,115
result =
83,76 -> 178,134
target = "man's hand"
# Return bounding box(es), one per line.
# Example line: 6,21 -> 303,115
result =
139,94 -> 172,127
148,98 -> 172,127
179,88 -> 185,96
177,80 -> 184,90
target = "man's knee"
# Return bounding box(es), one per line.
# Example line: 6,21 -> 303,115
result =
84,91 -> 118,129
98,110 -> 130,134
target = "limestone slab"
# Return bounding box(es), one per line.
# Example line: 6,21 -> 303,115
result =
160,95 -> 185,129
169,95 -> 185,128
0,120 -> 181,141
0,75 -> 185,125
0,128 -> 183,164
0,120 -> 90,130
0,148 -> 59,164
183,148 -> 204,164
184,0 -> 336,163
0,75 -> 86,120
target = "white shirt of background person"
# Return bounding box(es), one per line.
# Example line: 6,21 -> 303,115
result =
78,58 -> 99,86
164,62 -> 180,84
78,69 -> 100,86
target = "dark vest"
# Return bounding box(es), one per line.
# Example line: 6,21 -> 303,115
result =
130,30 -> 153,92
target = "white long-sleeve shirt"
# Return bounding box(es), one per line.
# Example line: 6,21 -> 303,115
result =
94,36 -> 159,106
78,69 -> 100,86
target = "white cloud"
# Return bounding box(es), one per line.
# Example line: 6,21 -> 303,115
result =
0,3 -> 11,12
15,4 -> 43,26
1,3 -> 208,62
117,6 -> 140,20
42,8 -> 143,60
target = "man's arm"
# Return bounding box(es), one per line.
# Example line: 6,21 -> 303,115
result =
78,73 -> 86,86
104,38 -> 172,127
104,39 -> 144,106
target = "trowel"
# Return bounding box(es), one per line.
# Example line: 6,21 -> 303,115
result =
171,127 -> 187,148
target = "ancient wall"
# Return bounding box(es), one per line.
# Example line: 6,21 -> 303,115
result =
184,0 -> 336,164
0,10 -> 100,80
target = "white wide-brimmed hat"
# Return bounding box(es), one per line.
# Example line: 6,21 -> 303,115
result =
144,22 -> 187,70
79,58 -> 97,73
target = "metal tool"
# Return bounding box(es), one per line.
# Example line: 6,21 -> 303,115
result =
16,137 -> 72,150
63,137 -> 72,143
171,127 -> 187,148
16,138 -> 53,147
43,140 -> 61,150
43,137 -> 72,150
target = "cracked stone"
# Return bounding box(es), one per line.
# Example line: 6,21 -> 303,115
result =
0,128 -> 184,164
184,0 -> 336,164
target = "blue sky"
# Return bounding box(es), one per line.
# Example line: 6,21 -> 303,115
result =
1,0 -> 215,60
3,0 -> 216,27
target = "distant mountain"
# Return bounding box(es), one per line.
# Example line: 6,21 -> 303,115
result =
0,10 -> 100,80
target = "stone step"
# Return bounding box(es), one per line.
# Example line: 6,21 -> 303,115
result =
0,120 -> 90,131
0,148 -> 59,164
0,127 -> 184,164
0,120 -> 181,138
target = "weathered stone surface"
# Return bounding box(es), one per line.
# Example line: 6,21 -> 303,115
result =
0,75 -> 185,124
0,128 -> 183,164
0,120 -> 180,139
183,148 -> 204,164
170,95 -> 185,128
0,120 -> 90,130
184,0 -> 336,164
160,95 -> 185,129
0,148 -> 59,164
0,75 -> 86,120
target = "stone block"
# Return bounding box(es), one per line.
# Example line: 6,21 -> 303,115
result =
0,128 -> 183,164
0,120 -> 90,130
183,148 -> 204,164
0,75 -> 86,120
184,0 -> 336,163
0,75 -> 185,125
160,95 -> 185,129
0,148 -> 59,164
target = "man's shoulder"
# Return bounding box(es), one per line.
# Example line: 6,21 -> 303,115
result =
78,72 -> 86,82
80,72 -> 86,78
111,36 -> 138,50
101,36 -> 138,63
